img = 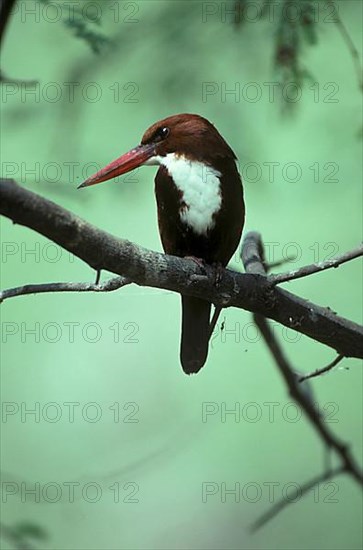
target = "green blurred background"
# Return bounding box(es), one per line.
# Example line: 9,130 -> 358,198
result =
1,1 -> 362,548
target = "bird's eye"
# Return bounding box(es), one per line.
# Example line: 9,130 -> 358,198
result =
156,127 -> 169,141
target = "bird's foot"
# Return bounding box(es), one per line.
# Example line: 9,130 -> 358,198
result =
184,255 -> 207,273
212,262 -> 224,287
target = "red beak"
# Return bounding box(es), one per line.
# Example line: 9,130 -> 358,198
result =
78,143 -> 156,188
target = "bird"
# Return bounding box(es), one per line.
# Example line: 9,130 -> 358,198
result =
78,114 -> 245,374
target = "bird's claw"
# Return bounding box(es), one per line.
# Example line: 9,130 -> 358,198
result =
212,262 -> 224,287
184,255 -> 207,274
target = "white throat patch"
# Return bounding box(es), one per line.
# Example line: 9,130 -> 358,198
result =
147,153 -> 222,235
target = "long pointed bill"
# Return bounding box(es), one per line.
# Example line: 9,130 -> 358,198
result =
78,143 -> 156,189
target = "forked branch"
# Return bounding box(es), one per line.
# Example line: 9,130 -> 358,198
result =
1,179 -> 362,361
241,232 -> 363,530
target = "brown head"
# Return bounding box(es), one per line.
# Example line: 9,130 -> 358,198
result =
78,114 -> 237,188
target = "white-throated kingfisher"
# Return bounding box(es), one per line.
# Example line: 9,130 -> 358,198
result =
79,114 -> 245,374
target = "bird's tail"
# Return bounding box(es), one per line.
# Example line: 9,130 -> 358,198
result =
180,295 -> 212,374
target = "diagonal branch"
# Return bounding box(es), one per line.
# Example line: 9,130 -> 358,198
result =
269,244 -> 363,285
327,0 -> 363,92
298,353 -> 345,383
1,178 -> 363,361
252,312 -> 362,484
242,231 -> 363,529
250,466 -> 345,532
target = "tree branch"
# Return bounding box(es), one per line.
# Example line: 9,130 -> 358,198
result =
0,276 -> 130,303
269,244 -> 363,285
1,179 -> 363,362
327,0 -> 363,92
241,232 -> 363,530
250,466 -> 345,532
298,353 -> 345,383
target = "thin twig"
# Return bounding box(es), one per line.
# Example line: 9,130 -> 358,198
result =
298,354 -> 345,383
327,0 -> 363,91
266,255 -> 296,269
250,466 -> 345,532
269,243 -> 363,285
0,277 -> 130,303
